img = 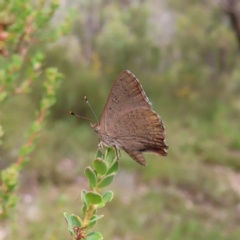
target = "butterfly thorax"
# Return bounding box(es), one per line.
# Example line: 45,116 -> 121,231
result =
91,123 -> 121,148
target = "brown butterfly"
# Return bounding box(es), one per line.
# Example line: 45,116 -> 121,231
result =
91,70 -> 168,166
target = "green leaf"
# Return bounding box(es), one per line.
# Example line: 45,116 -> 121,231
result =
71,215 -> 82,228
95,149 -> 102,158
64,212 -> 71,230
105,148 -> 116,165
97,191 -> 114,208
86,231 -> 103,240
87,214 -> 104,229
85,167 -> 97,188
106,159 -> 119,175
7,195 -> 17,208
82,202 -> 87,216
94,159 -> 108,175
102,191 -> 114,203
87,220 -> 97,230
85,192 -> 103,204
97,173 -> 115,189
89,214 -> 104,223
64,213 -> 82,235
81,189 -> 88,207
97,202 -> 105,208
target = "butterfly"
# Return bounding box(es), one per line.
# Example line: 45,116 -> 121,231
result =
91,70 -> 168,166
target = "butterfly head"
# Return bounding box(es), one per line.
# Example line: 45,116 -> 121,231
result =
91,123 -> 100,133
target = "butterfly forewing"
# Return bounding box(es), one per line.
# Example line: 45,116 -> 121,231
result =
100,70 -> 152,133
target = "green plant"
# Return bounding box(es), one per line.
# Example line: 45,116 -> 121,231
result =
64,148 -> 118,240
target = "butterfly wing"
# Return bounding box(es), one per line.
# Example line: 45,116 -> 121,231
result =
99,70 -> 152,134
113,108 -> 168,166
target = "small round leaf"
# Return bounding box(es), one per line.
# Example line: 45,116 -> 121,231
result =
106,160 -> 119,175
105,148 -> 116,165
102,190 -> 114,203
97,173 -> 115,189
97,202 -> 105,208
64,213 -> 82,235
87,231 -> 103,240
85,167 -> 97,188
85,192 -> 103,204
94,159 -> 108,175
70,214 -> 82,228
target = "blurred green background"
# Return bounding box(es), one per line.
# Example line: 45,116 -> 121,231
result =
1,0 -> 240,239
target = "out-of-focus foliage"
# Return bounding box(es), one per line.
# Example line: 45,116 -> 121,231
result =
0,0 -> 74,219
166,1 -> 239,103
1,0 -> 240,239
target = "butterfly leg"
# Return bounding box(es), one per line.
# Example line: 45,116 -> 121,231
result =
114,145 -> 121,160
98,141 -> 105,156
114,145 -> 119,160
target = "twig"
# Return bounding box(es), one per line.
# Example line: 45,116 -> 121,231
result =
15,16 -> 35,58
221,0 -> 240,52
16,109 -> 46,165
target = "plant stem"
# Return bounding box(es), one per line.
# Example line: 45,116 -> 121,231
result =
83,204 -> 96,227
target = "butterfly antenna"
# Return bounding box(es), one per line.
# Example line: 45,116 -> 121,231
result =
84,96 -> 99,123
69,111 -> 93,122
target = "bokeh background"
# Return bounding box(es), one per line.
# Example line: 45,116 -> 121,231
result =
1,0 -> 240,239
